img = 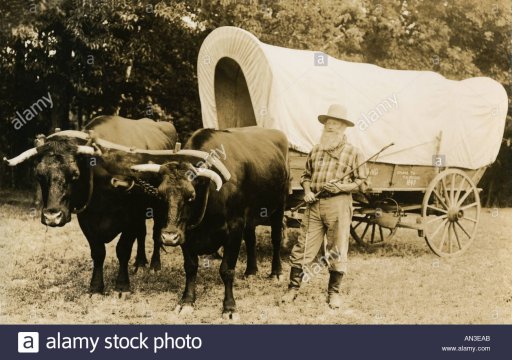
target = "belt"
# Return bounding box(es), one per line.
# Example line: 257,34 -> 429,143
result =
316,192 -> 343,199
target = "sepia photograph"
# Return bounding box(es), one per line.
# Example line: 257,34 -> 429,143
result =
0,0 -> 510,332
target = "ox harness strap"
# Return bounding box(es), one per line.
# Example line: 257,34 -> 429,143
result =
72,161 -> 94,214
188,184 -> 210,230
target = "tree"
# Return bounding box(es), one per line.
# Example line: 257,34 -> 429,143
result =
1,0 -> 510,204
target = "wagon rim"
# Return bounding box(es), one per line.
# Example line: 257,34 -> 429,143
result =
422,169 -> 481,257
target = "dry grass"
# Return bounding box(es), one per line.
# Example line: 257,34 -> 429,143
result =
0,190 -> 511,324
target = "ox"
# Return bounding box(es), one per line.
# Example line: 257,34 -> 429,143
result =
132,127 -> 289,318
4,116 -> 177,294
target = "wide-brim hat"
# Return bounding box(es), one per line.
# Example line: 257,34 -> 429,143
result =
318,104 -> 355,127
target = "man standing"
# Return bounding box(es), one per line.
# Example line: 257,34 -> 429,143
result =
282,104 -> 368,309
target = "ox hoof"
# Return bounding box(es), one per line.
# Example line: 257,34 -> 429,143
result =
133,259 -> 148,273
244,273 -> 257,280
132,266 -> 145,274
269,273 -> 284,282
118,291 -> 131,300
174,304 -> 194,315
222,311 -> 240,321
89,293 -> 104,300
149,263 -> 161,273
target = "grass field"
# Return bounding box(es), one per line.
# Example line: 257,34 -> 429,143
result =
1,190 -> 511,324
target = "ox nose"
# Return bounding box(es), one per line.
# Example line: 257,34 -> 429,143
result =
161,232 -> 182,246
43,209 -> 64,226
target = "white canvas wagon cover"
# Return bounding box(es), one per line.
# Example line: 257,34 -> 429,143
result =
197,26 -> 508,170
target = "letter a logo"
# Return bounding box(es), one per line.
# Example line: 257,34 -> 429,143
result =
18,332 -> 39,353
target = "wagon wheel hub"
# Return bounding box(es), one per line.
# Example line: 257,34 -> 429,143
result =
447,207 -> 463,222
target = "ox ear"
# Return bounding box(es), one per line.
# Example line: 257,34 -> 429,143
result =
34,134 -> 46,147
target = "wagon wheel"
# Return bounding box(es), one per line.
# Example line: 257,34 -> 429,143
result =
350,197 -> 398,247
422,169 -> 481,257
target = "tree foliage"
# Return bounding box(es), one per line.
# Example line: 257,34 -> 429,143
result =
0,0 -> 510,203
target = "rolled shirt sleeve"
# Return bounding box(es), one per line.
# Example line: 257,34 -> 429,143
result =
352,149 -> 369,191
300,151 -> 313,188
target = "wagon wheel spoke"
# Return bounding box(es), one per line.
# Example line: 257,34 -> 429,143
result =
454,220 -> 471,238
379,226 -> 384,242
426,214 -> 448,224
448,222 -> 453,254
432,189 -> 449,210
361,222 -> 371,239
453,222 -> 463,250
450,173 -> 456,205
430,218 -> 448,240
454,176 -> 467,205
427,219 -> 448,252
437,221 -> 449,252
460,202 -> 479,211
353,220 -> 365,230
370,224 -> 376,244
427,205 -> 448,214
462,216 -> 478,223
456,187 -> 474,207
440,177 -> 451,206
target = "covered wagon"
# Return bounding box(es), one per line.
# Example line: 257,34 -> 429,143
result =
196,26 -> 508,257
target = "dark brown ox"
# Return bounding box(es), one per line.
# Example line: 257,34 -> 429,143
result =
4,116 -> 177,294
132,127 -> 289,319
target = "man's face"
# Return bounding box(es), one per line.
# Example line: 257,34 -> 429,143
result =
319,118 -> 347,150
324,118 -> 347,133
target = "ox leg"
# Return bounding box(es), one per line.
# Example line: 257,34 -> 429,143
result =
133,220 -> 148,272
220,219 -> 243,319
243,224 -> 258,278
270,210 -> 284,280
175,244 -> 198,315
115,231 -> 137,294
89,241 -> 106,294
150,216 -> 163,272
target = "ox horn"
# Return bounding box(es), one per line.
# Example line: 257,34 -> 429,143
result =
131,164 -> 162,173
3,148 -> 39,166
77,145 -> 96,155
194,168 -> 223,191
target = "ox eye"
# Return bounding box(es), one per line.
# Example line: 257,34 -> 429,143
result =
71,171 -> 79,180
187,196 -> 195,202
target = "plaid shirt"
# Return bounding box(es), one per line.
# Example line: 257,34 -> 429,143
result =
301,136 -> 368,193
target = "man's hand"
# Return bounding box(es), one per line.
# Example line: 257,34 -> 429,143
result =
304,191 -> 317,203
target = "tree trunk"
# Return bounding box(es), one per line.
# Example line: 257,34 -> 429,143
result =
114,60 -> 134,116
485,178 -> 495,208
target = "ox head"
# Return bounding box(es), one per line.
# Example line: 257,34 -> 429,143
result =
4,135 -> 95,227
131,161 -> 225,246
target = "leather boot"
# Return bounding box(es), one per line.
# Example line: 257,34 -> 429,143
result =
280,267 -> 303,304
327,271 -> 344,309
